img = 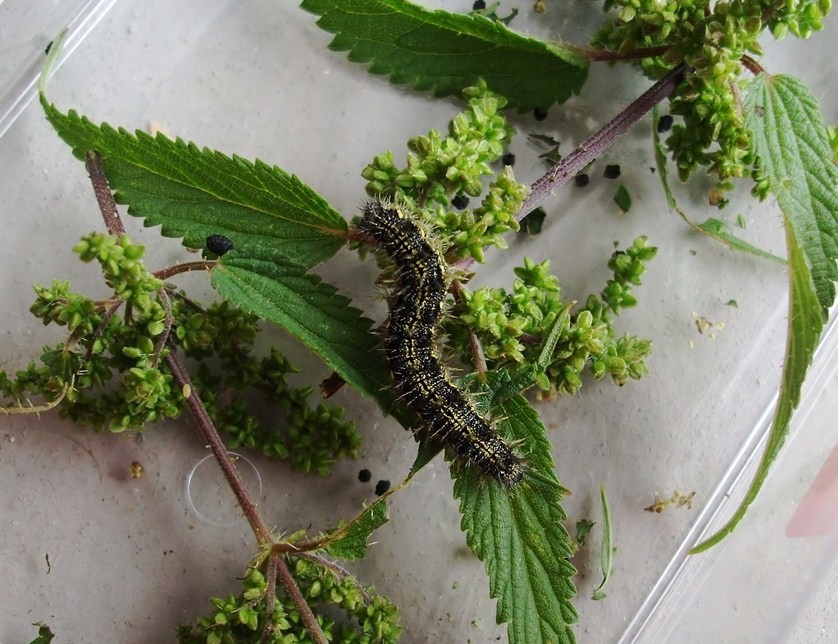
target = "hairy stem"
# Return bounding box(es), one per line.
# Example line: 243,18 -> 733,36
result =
741,54 -> 765,76
451,279 -> 488,377
84,299 -> 123,362
274,553 -> 328,644
152,288 -> 173,367
85,152 -> 126,236
85,148 -> 272,540
165,354 -> 271,540
85,151 -> 272,530
166,355 -> 327,643
319,371 -> 347,399
154,260 -> 216,280
518,63 -> 690,218
261,556 -> 279,644
0,381 -> 71,414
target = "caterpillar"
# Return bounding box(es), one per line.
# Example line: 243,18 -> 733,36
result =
357,200 -> 525,487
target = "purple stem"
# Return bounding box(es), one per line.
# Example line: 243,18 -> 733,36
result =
518,63 -> 690,218
85,152 -> 126,236
83,153 -> 327,643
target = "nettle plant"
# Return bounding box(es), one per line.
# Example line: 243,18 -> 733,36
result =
4,1 -> 836,642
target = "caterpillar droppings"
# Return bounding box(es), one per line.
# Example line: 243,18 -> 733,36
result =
358,201 -> 525,487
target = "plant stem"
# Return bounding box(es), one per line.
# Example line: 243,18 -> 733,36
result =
741,54 -> 765,75
0,382 -> 70,414
170,357 -> 327,642
261,556 -> 279,644
85,152 -> 126,236
154,260 -> 216,280
518,63 -> 690,218
151,288 -> 173,367
164,354 -> 271,541
451,279 -> 488,377
84,148 -> 272,540
167,354 -> 327,642
584,44 -> 670,62
84,299 -> 123,361
274,553 -> 328,644
84,150 -> 327,642
319,371 -> 347,399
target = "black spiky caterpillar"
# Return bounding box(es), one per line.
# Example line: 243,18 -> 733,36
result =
357,200 -> 525,487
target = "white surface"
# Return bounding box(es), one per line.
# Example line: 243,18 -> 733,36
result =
0,1 -> 836,642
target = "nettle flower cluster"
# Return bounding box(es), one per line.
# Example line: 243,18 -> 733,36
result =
177,561 -> 400,644
362,83 -> 656,398
593,0 -> 832,198
362,80 -> 524,263
449,239 -> 656,397
1,232 -> 357,476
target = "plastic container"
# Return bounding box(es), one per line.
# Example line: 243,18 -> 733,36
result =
624,317 -> 838,643
0,0 -> 118,137
1,1 -> 836,641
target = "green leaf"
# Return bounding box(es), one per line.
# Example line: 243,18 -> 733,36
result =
574,520 -> 595,547
211,256 -> 401,417
537,307 -> 571,371
591,486 -> 612,601
408,432 -> 443,477
454,376 -> 577,643
324,496 -> 389,560
692,217 -> 823,552
520,207 -> 547,236
301,0 -> 589,112
40,96 -> 345,269
612,185 -> 632,213
692,74 -> 835,552
29,623 -> 55,644
744,74 -> 838,315
651,107 -> 785,264
696,218 -> 785,264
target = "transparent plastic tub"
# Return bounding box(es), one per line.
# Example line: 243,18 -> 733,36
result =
625,317 -> 838,643
0,0 -> 118,136
1,1 -> 836,642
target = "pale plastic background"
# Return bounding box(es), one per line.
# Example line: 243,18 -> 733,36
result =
0,1 -> 836,642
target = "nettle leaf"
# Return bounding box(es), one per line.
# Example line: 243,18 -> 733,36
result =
745,74 -> 838,314
301,0 -> 589,112
41,96 -> 345,269
454,376 -> 577,643
692,74 -> 836,552
212,255 -> 401,416
324,496 -> 389,560
693,221 -> 823,552
39,97 -> 415,423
